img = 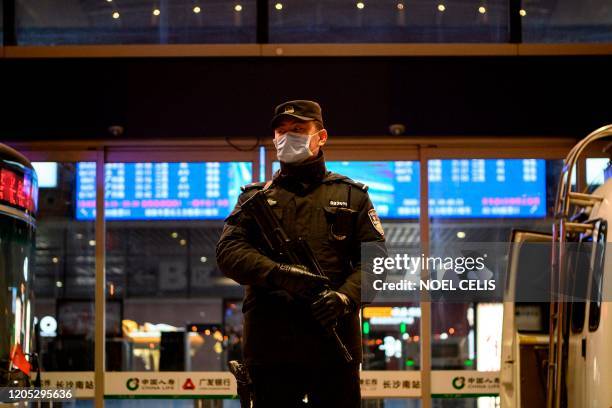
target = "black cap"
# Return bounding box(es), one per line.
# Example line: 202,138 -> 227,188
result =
270,100 -> 324,129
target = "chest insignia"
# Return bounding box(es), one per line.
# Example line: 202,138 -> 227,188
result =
329,200 -> 348,208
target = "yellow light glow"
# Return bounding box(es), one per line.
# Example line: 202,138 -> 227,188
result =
456,231 -> 466,239
193,6 -> 201,13
397,3 -> 404,10
234,4 -> 243,12
275,3 -> 283,10
180,239 -> 187,246
52,257 -> 59,264
519,9 -> 527,16
153,9 -> 161,16
356,2 -> 365,9
112,11 -> 120,19
171,232 -> 178,238
478,6 -> 486,14
363,307 -> 393,318
437,4 -> 446,12
89,240 -> 96,246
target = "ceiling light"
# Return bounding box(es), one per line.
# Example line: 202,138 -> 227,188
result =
275,3 -> 283,10
478,6 -> 486,14
397,3 -> 404,10
437,4 -> 446,12
356,2 -> 365,9
234,4 -> 243,12
193,6 -> 201,13
519,9 -> 527,16
456,231 -> 466,239
112,11 -> 120,19
153,9 -> 161,16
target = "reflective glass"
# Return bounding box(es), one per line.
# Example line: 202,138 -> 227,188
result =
521,0 -> 612,42
269,0 -> 509,43
33,162 -> 97,371
104,161 -> 251,371
428,159 -> 563,370
16,0 -> 256,45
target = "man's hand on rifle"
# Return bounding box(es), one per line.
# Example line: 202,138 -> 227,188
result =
311,289 -> 353,328
267,264 -> 330,294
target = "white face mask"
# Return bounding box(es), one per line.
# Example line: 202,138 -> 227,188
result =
274,130 -> 322,164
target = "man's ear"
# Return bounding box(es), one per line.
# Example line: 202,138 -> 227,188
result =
318,129 -> 328,145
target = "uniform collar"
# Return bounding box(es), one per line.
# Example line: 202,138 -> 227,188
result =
277,149 -> 327,184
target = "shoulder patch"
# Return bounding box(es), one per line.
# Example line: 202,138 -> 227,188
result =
323,172 -> 368,191
240,181 -> 267,192
368,208 -> 385,237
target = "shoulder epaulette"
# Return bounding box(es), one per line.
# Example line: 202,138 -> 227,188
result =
240,181 -> 267,192
323,172 -> 369,191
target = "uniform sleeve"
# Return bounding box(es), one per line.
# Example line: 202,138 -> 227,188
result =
215,192 -> 277,287
337,192 -> 388,306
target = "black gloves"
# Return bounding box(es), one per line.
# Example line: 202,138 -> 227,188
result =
267,264 -> 329,294
268,265 -> 353,328
311,289 -> 353,328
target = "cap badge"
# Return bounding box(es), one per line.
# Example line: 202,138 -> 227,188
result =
284,106 -> 295,113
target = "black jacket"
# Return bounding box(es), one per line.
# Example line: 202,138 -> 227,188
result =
216,152 -> 387,366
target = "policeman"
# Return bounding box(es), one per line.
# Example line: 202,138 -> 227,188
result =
216,100 -> 387,407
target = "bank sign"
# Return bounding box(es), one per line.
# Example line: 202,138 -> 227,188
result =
431,371 -> 500,397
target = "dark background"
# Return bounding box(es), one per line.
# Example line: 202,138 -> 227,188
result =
0,55 -> 610,141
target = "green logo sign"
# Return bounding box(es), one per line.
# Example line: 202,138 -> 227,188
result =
452,376 -> 466,390
126,378 -> 139,391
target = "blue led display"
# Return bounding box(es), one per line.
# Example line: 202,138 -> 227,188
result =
273,159 -> 546,218
76,162 -> 252,220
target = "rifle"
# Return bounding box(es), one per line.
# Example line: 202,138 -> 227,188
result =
241,189 -> 353,363
228,360 -> 253,408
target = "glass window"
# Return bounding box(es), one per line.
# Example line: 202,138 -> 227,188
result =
0,3 -> 4,45
269,0 -> 509,43
16,0 -> 256,45
429,159 -> 563,370
102,161 -> 252,372
521,0 -> 612,43
586,157 -> 609,191
33,162 -> 97,371
588,220 -> 606,331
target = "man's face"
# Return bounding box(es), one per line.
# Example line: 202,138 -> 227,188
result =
273,118 -> 328,157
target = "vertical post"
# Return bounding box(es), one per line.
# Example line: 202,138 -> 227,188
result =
509,0 -> 522,43
576,157 -> 586,193
256,0 -> 269,44
419,147 -> 432,408
3,0 -> 17,46
159,0 -> 169,44
94,148 -> 106,406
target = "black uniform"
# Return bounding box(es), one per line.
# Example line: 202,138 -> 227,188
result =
216,151 -> 387,407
